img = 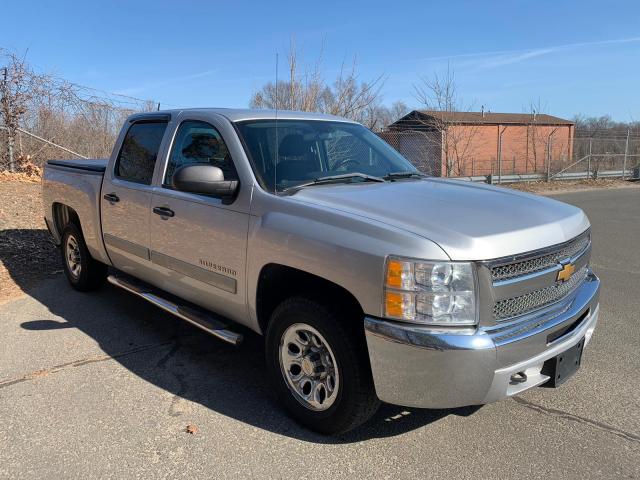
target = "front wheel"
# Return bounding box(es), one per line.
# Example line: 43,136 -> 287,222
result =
60,223 -> 107,291
265,297 -> 380,434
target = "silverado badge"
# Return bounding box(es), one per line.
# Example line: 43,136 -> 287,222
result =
557,262 -> 576,282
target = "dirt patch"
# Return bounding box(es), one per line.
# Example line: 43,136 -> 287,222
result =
0,169 -> 43,184
505,178 -> 639,195
0,179 -> 60,303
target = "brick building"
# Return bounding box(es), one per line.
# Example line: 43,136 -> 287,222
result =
382,110 -> 575,177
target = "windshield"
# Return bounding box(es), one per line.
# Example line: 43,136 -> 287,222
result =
235,119 -> 420,192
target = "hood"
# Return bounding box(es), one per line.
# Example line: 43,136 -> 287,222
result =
291,178 -> 589,260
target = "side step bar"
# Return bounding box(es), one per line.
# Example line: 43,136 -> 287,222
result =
107,274 -> 243,346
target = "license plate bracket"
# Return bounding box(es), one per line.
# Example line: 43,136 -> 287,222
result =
541,338 -> 584,387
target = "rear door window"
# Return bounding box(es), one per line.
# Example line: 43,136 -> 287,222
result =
115,121 -> 168,184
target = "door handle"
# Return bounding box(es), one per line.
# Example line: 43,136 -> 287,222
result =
103,193 -> 119,203
153,206 -> 175,218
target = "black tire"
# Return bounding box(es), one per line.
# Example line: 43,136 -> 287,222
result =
265,296 -> 380,435
60,223 -> 107,291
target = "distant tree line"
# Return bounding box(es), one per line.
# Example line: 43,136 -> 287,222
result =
572,114 -> 640,138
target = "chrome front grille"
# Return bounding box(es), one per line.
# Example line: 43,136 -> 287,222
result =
493,266 -> 589,320
483,230 -> 592,322
491,232 -> 590,282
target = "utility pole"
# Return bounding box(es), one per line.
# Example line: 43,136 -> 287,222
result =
623,129 -> 630,180
546,128 -> 558,182
7,121 -> 14,170
497,125 -> 507,184
546,141 -> 551,181
0,66 -> 13,172
587,137 -> 593,179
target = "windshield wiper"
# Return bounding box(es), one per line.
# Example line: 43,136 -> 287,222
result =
383,171 -> 428,180
281,172 -> 385,193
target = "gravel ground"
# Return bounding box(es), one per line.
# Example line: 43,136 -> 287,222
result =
506,177 -> 639,194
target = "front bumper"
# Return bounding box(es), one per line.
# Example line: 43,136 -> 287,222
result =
364,272 -> 600,408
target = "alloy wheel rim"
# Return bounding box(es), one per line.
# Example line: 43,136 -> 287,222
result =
279,323 -> 339,411
65,235 -> 81,278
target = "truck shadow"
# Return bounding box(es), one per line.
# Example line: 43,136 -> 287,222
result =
4,229 -> 481,443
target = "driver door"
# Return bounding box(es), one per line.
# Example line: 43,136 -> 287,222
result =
147,116 -> 250,323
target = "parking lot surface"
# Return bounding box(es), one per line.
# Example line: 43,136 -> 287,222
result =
1,188 -> 639,479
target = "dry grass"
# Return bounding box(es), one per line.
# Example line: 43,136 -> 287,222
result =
506,178 -> 639,194
0,170 -> 42,184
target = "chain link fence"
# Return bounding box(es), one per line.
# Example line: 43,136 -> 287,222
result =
0,97 -> 154,171
378,129 -> 640,182
1,51 -> 157,172
563,136 -> 640,179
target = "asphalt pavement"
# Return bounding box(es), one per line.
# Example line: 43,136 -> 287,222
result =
1,187 -> 639,479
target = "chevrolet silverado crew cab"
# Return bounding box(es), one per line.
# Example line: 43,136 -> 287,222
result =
42,109 -> 600,434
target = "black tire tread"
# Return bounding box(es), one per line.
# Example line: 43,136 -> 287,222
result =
60,223 -> 107,291
267,296 -> 380,435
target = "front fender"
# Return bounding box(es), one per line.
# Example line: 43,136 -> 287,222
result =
245,190 -> 448,332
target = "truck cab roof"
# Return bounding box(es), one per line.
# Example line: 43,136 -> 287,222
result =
127,108 -> 355,124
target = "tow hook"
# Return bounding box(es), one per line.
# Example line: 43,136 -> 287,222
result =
510,371 -> 528,384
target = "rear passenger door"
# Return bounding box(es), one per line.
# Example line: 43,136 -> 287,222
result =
101,117 -> 169,275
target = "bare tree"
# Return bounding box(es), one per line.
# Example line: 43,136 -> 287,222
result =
389,101 -> 410,123
523,98 -> 549,171
361,100 -> 410,132
412,66 -> 479,176
250,37 -> 326,112
325,58 -> 385,121
0,49 -> 53,171
573,114 -> 639,138
0,48 -> 156,173
250,42 -> 386,125
523,99 -> 572,173
413,66 -> 459,114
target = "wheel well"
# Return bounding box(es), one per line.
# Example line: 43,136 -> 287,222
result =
52,203 -> 81,238
256,264 -> 364,334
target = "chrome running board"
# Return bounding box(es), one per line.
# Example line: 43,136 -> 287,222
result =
107,274 -> 243,346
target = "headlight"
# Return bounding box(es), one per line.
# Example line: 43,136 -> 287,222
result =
384,257 -> 478,325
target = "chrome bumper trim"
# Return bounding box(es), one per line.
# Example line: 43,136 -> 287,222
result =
364,272 -> 600,409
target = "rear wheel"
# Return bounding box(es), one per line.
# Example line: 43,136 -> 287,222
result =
60,223 -> 107,291
265,297 -> 379,434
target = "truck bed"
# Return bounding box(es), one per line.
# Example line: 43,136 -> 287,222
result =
47,159 -> 108,173
42,157 -> 111,265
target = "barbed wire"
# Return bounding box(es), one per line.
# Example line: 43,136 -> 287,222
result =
16,53 -> 185,110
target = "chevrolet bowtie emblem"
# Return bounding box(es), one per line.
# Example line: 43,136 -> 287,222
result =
557,262 -> 575,282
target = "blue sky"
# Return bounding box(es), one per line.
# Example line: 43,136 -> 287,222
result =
2,0 -> 639,120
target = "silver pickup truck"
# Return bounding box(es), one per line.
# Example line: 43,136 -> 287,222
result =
42,108 -> 600,434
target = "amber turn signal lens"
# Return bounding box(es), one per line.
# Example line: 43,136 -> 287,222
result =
385,291 -> 404,317
385,259 -> 404,288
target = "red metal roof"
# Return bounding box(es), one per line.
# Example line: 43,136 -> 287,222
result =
397,110 -> 574,126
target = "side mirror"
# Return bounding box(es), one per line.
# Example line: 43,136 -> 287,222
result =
172,164 -> 239,200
